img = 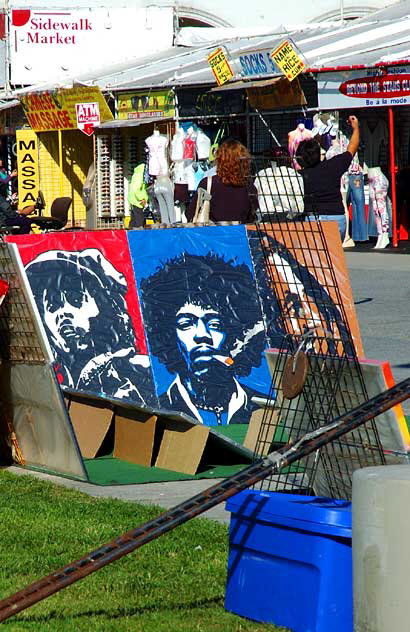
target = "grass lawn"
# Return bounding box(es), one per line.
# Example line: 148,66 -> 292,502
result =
0,470 -> 288,631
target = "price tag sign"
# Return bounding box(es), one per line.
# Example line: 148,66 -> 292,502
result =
270,40 -> 306,82
75,101 -> 100,136
207,47 -> 234,86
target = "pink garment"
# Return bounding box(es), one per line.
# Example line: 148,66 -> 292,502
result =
182,135 -> 196,160
368,169 -> 389,234
288,125 -> 313,170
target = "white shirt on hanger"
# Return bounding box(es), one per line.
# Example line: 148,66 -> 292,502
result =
170,128 -> 185,162
196,130 -> 211,160
145,130 -> 169,176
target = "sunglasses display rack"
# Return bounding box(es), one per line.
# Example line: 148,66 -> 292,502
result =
96,134 -> 111,218
112,133 -> 125,218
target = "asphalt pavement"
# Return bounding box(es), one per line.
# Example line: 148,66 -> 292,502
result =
6,245 -> 410,524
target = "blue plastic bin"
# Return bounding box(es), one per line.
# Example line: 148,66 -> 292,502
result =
225,490 -> 352,632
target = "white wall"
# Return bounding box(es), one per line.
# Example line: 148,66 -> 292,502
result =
10,1 -> 390,26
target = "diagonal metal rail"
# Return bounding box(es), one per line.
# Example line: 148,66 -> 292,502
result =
1,377 -> 410,622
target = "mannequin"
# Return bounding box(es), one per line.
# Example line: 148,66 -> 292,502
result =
196,129 -> 211,160
182,126 -> 197,161
154,175 -> 175,224
288,123 -> 312,170
145,129 -> 169,176
325,138 -> 354,247
170,127 -> 185,162
339,131 -> 367,243
367,166 -> 390,249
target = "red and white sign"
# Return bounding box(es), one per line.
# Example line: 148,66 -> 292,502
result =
10,7 -> 174,85
318,66 -> 410,109
339,74 -> 410,99
75,101 -> 100,136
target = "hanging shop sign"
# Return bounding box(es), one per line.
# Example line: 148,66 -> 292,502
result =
246,77 -> 306,110
16,129 -> 40,207
318,66 -> 410,109
10,7 -> 174,85
177,87 -> 245,117
207,47 -> 234,86
19,86 -> 113,132
239,50 -> 278,78
117,90 -> 175,120
270,40 -> 306,82
76,102 -> 100,136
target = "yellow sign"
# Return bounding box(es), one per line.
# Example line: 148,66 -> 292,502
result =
118,90 -> 175,120
19,86 -> 113,132
16,129 -> 40,208
270,40 -> 306,82
207,47 -> 234,86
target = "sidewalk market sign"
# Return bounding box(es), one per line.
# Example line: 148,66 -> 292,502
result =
318,66 -> 410,109
19,86 -> 113,132
9,7 -> 174,85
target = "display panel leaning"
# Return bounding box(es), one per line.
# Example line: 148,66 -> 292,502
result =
129,225 -> 271,426
7,230 -> 156,407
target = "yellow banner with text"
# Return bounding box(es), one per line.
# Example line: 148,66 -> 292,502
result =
19,86 -> 113,132
16,129 -> 40,207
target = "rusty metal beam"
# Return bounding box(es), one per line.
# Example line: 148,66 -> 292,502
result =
0,376 -> 409,622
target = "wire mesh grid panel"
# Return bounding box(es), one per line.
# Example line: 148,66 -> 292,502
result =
0,240 -> 47,364
247,164 -> 386,499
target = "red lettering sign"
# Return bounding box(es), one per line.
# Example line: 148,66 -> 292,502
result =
339,74 -> 410,99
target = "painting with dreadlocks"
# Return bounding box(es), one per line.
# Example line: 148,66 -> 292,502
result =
129,225 -> 270,426
9,230 -> 156,407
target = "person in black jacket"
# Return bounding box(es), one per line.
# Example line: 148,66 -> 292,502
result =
0,184 -> 35,234
297,115 -> 360,239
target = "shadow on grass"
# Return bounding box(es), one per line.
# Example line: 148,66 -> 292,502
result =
6,595 -> 226,624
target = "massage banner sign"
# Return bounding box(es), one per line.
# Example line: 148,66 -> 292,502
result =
20,86 -> 113,132
318,66 -> 410,109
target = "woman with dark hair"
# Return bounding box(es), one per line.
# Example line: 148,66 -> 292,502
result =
186,139 -> 258,223
297,115 -> 360,239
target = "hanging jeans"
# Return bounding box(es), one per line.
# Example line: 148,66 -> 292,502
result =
367,171 -> 389,235
347,173 -> 368,241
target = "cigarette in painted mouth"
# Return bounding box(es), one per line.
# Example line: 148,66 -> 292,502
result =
214,355 -> 234,366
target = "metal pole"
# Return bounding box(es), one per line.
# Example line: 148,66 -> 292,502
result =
388,107 -> 398,247
0,377 -> 409,622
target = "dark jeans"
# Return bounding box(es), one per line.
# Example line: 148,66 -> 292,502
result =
4,215 -> 32,234
347,174 -> 368,242
129,205 -> 145,229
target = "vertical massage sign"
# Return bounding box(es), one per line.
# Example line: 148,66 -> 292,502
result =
10,7 -> 174,84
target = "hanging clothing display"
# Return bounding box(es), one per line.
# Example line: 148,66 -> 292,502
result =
361,120 -> 388,169
145,131 -> 169,176
182,128 -> 197,160
367,167 -> 390,247
288,123 -> 312,170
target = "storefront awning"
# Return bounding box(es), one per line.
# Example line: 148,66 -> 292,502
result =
96,116 -> 174,129
210,77 -> 281,91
